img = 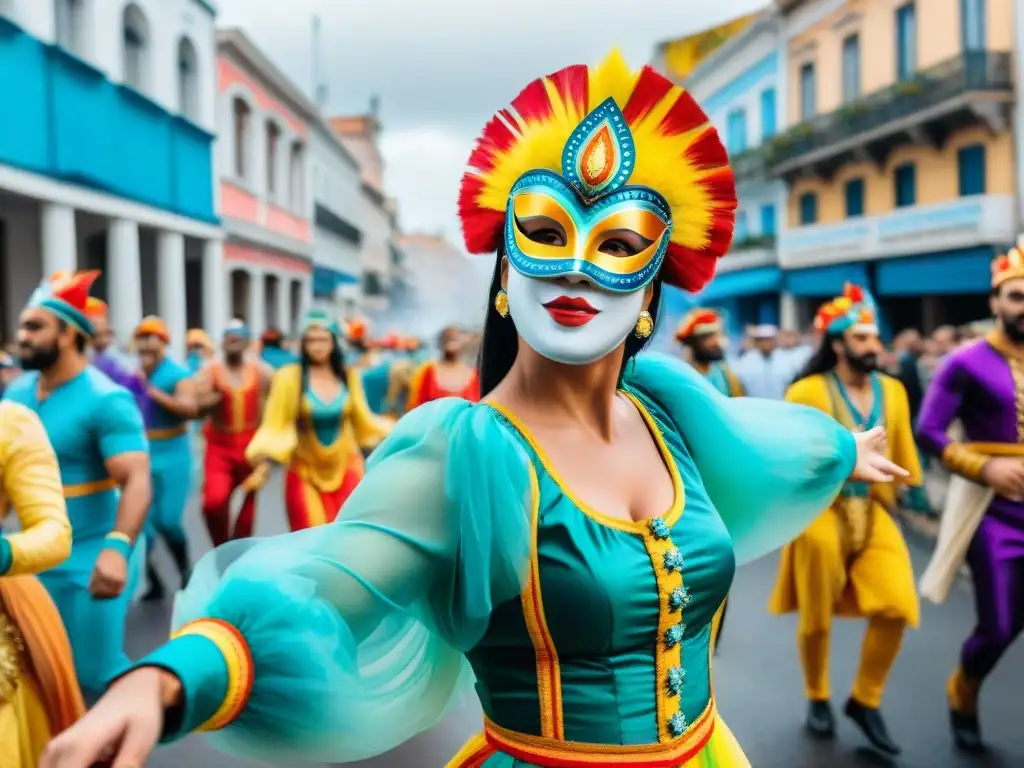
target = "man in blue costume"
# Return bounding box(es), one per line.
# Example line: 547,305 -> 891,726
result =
5,270 -> 151,701
128,317 -> 198,602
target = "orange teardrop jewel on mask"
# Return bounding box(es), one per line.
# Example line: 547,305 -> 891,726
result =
581,125 -> 615,188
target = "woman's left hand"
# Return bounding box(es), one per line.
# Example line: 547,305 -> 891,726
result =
850,427 -> 910,483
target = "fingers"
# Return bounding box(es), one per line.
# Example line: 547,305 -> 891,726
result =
111,718 -> 161,768
41,720 -> 124,768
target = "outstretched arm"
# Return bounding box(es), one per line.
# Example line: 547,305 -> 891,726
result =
915,355 -> 987,481
45,400 -> 532,767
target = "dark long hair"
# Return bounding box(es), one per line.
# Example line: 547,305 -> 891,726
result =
299,329 -> 349,410
792,333 -> 839,385
478,242 -> 663,396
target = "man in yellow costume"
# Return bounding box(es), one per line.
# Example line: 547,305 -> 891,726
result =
769,283 -> 921,757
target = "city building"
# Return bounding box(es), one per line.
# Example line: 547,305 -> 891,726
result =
217,27 -> 319,338
385,233 -> 492,337
655,8 -> 787,339
771,0 -> 1016,334
0,0 -> 222,354
309,110 -> 363,320
330,108 -> 402,312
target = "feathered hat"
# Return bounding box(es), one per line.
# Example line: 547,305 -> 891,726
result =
458,50 -> 736,292
134,316 -> 171,344
676,308 -> 722,341
991,238 -> 1024,289
27,271 -> 102,338
220,320 -> 249,342
814,283 -> 879,335
345,317 -> 368,343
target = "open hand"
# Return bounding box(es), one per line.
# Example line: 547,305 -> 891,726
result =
41,667 -> 178,768
241,461 -> 271,492
850,427 -> 910,484
89,549 -> 127,600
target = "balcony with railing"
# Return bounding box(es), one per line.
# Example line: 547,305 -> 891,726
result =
717,233 -> 777,274
765,51 -> 1013,180
0,16 -> 215,222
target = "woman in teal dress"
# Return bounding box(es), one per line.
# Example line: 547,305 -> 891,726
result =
41,50 -> 905,768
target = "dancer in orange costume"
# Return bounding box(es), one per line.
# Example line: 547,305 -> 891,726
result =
194,321 -> 273,546
405,326 -> 481,411
243,309 -> 390,530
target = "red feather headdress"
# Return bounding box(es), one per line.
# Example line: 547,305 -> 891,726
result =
458,50 -> 736,293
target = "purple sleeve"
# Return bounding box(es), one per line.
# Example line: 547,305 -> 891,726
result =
915,354 -> 967,457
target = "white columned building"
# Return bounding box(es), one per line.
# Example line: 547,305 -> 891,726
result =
40,202 -> 77,276
202,239 -> 227,342
157,231 -> 188,359
107,219 -> 143,341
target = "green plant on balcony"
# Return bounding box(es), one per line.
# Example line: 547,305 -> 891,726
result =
893,76 -> 926,97
731,234 -> 776,251
835,100 -> 869,121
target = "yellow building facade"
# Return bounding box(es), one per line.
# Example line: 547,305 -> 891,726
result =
771,0 -> 1017,332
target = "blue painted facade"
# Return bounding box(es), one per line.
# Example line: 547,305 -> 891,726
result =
0,17 -> 216,224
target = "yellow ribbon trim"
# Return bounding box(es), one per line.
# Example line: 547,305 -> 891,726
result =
147,425 -> 188,440
64,477 -> 116,499
960,442 -> 1024,457
105,531 -> 132,545
172,618 -> 254,732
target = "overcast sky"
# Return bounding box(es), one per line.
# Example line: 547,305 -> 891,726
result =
217,0 -> 766,246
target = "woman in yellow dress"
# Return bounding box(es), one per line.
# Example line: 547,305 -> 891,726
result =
0,401 -> 84,768
241,309 -> 391,530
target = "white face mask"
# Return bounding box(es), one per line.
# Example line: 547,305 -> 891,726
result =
505,267 -> 647,365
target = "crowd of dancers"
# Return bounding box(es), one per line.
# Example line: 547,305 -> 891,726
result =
0,47 -> 1018,768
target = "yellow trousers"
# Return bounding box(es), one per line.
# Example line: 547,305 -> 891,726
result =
770,503 -> 919,707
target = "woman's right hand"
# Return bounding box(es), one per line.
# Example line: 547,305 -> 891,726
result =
41,666 -> 180,768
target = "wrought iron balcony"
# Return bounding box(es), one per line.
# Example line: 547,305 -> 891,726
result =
765,51 -> 1013,180
729,146 -> 768,182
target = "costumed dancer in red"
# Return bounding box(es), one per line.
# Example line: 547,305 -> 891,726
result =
193,321 -> 273,546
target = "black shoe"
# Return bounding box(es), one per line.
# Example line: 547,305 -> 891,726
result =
951,710 -> 986,754
806,699 -> 835,739
142,557 -> 165,602
844,697 -> 900,756
165,537 -> 192,588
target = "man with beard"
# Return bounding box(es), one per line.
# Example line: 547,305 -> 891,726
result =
675,308 -> 743,396
129,317 -> 197,602
4,271 -> 150,701
769,283 -> 921,757
916,245 -> 1024,754
194,320 -> 273,546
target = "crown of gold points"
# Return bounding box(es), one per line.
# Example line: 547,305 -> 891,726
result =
992,243 -> 1024,289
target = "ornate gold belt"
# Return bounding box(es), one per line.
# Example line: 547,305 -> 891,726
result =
0,608 -> 24,704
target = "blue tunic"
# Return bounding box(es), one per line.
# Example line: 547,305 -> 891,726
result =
306,388 -> 347,447
262,347 -> 299,370
5,367 -> 147,695
143,357 -> 193,540
360,362 -> 391,415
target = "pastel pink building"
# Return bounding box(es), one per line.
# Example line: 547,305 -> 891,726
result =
216,27 -> 315,335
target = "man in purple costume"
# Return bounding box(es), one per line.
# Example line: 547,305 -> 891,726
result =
85,298 -> 138,391
915,245 -> 1024,755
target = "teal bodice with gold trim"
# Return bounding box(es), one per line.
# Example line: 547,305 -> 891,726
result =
468,392 -> 734,744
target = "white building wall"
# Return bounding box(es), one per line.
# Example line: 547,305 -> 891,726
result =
6,0 -> 217,133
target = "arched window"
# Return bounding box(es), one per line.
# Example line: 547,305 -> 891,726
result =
177,36 -> 198,121
54,0 -> 85,55
232,97 -> 251,180
266,120 -> 281,196
121,3 -> 150,91
289,140 -> 305,211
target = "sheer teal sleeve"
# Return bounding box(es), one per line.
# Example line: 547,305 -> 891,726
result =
134,398 -> 532,763
626,354 -> 855,565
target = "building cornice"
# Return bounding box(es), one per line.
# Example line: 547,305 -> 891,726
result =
682,9 -> 780,88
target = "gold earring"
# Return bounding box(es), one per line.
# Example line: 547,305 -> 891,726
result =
634,310 -> 653,339
494,289 -> 509,318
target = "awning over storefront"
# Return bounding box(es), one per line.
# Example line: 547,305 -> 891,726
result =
699,265 -> 782,303
784,262 -> 870,297
874,246 -> 997,296
313,265 -> 359,297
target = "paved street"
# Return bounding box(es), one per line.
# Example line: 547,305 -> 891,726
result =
128,470 -> 1024,768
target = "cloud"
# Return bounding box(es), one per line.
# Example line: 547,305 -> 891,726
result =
217,0 -> 767,233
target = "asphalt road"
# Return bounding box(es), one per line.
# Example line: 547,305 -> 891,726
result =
127,469 -> 1024,768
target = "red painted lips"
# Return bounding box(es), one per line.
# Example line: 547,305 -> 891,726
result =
543,295 -> 599,327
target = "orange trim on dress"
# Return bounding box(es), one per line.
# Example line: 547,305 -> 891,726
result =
172,618 -> 254,732
147,425 -> 188,440
445,732 -> 497,768
63,477 -> 116,498
482,699 -> 716,768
